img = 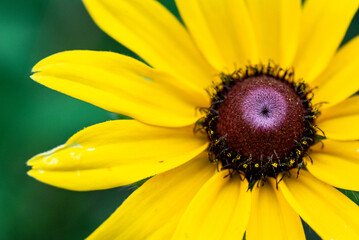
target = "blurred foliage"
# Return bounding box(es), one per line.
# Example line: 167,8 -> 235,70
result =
0,0 -> 357,239
339,189 -> 359,205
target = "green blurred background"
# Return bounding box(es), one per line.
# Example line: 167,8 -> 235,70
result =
0,0 -> 358,239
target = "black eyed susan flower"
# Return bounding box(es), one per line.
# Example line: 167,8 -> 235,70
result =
28,0 -> 359,239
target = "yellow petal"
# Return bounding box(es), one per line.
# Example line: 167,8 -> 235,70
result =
246,0 -> 302,67
172,171 -> 251,240
310,139 -> 359,160
27,120 -> 208,191
317,96 -> 359,140
306,152 -> 359,191
87,153 -> 217,240
32,50 -> 205,127
175,0 -> 257,71
279,170 -> 359,239
318,116 -> 359,141
318,95 -> 359,122
246,178 -> 305,240
311,36 -> 359,108
83,0 -> 215,91
293,0 -> 358,82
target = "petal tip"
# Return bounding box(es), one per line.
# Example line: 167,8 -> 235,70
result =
27,156 -> 39,167
29,73 -> 39,82
27,169 -> 43,178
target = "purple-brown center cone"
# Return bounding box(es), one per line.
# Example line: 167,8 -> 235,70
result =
216,76 -> 306,162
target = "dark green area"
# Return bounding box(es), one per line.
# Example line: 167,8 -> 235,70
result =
0,0 -> 136,239
0,0 -> 358,239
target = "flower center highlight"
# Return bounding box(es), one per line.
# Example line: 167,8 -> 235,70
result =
197,64 -> 320,187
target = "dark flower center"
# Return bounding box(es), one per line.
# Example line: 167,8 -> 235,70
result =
216,75 -> 305,161
197,64 -> 320,187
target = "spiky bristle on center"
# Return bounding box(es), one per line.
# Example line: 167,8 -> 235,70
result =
195,63 -> 323,188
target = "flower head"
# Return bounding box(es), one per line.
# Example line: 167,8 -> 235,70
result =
28,0 -> 359,239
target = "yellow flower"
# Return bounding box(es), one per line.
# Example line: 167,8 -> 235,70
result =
28,0 -> 359,239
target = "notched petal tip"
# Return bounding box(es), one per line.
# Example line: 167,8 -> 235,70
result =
25,120 -> 208,191
31,53 -> 57,73
31,50 -> 89,73
29,73 -> 43,85
26,157 -> 37,167
27,169 -> 44,177
26,143 -> 69,168
27,169 -> 47,186
28,50 -> 203,127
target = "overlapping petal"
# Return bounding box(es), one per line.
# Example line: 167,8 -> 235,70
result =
246,0 -> 301,67
293,0 -> 358,82
306,153 -> 359,191
27,120 -> 208,191
311,139 -> 359,160
176,0 -> 257,71
279,170 -> 359,239
83,0 -> 215,92
317,96 -> 359,140
172,171 -> 251,240
87,154 -> 217,240
246,178 -> 305,240
31,50 -> 205,127
311,36 -> 359,108
306,139 -> 359,191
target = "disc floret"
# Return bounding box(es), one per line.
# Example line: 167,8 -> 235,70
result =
196,63 -> 321,188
